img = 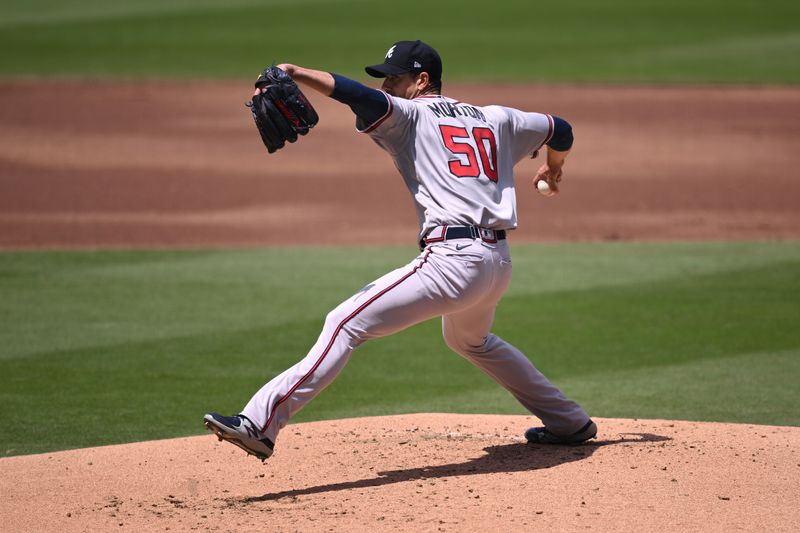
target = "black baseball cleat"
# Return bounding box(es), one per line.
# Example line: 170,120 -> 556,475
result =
203,412 -> 274,461
525,420 -> 598,445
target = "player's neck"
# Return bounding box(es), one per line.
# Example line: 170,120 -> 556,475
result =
417,88 -> 441,98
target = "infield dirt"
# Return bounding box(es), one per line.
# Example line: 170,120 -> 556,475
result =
1,82 -> 799,247
1,83 -> 799,531
2,415 -> 799,532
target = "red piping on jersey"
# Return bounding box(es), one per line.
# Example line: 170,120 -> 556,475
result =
260,250 -> 433,434
532,114 -> 555,156
361,91 -> 394,133
544,114 -> 555,145
414,94 -> 460,105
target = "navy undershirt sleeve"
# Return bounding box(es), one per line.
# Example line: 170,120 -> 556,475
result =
330,73 -> 389,125
547,115 -> 574,151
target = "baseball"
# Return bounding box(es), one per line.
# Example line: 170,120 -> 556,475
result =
537,180 -> 554,196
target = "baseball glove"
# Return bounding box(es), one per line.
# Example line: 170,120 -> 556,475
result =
246,66 -> 319,154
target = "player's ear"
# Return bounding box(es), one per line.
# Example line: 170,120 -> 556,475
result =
417,72 -> 430,92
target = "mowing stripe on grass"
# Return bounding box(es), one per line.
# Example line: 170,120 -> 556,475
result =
1,0 -> 797,82
1,241 -> 798,455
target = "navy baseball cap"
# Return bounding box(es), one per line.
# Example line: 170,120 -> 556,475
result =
365,40 -> 442,83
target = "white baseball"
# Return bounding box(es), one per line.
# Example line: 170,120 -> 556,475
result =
537,180 -> 554,196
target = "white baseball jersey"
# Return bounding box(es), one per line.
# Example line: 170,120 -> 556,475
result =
357,94 -> 554,236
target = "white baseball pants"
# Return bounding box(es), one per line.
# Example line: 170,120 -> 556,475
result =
241,238 -> 590,445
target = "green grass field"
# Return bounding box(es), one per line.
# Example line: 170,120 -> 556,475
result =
2,242 -> 799,456
1,0 -> 799,457
0,0 -> 798,82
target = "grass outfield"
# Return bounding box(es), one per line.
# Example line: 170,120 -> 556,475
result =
1,241 -> 799,456
0,0 -> 798,83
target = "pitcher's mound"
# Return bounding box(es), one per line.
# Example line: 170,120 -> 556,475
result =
2,414 -> 798,532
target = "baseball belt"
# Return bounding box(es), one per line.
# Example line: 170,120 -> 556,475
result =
420,225 -> 507,250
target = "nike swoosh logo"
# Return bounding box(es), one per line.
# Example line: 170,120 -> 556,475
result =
356,283 -> 375,295
352,283 -> 375,302
455,243 -> 471,250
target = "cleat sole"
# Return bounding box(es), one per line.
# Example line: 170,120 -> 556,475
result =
204,419 -> 270,461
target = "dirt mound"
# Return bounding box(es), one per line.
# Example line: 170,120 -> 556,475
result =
1,414 -> 798,531
1,82 -> 799,248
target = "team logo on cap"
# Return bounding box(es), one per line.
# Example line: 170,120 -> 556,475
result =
386,45 -> 396,59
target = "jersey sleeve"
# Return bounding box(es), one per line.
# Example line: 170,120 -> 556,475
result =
493,106 -> 555,163
330,73 -> 391,125
356,95 -> 419,154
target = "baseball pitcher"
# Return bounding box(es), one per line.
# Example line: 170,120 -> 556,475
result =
204,40 -> 596,461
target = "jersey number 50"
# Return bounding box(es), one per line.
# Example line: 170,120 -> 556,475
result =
439,125 -> 498,183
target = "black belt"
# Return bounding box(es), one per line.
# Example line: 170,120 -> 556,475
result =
419,225 -> 506,250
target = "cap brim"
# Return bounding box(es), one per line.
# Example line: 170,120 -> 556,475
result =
365,63 -> 411,78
